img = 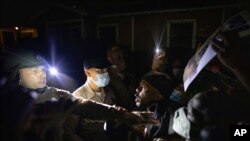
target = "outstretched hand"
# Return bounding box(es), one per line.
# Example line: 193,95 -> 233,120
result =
114,109 -> 160,135
211,30 -> 242,71
211,30 -> 250,92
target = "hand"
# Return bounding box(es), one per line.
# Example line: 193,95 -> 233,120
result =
211,30 -> 250,92
132,111 -> 160,126
115,110 -> 160,128
211,30 -> 242,71
112,104 -> 127,112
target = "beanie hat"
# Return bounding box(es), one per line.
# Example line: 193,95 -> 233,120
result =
142,71 -> 173,101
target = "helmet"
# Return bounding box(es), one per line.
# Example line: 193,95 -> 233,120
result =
2,50 -> 47,80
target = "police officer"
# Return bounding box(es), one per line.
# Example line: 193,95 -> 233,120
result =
1,49 -> 149,141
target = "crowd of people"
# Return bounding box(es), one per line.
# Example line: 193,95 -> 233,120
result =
1,28 -> 250,141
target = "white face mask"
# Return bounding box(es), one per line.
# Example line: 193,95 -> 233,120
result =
91,72 -> 110,87
173,107 -> 191,139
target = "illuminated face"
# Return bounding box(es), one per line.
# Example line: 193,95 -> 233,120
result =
152,49 -> 167,72
135,80 -> 162,108
85,67 -> 110,87
86,68 -> 108,80
19,66 -> 46,89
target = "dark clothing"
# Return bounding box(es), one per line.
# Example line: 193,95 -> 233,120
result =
1,83 -> 120,141
36,86 -> 120,141
142,71 -> 181,141
145,102 -> 178,141
35,86 -> 72,103
0,84 -> 72,141
0,83 -> 36,141
66,83 -> 117,141
63,101 -> 121,141
107,69 -> 138,141
108,69 -> 137,110
35,86 -> 72,141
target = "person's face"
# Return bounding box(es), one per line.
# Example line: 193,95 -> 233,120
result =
85,68 -> 108,81
152,49 -> 167,72
108,49 -> 126,72
19,66 -> 46,89
172,59 -> 184,78
135,80 -> 162,108
85,67 -> 110,87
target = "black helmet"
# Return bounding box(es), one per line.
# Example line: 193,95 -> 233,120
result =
2,49 -> 47,80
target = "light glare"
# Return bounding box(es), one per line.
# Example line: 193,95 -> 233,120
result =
50,67 -> 58,76
155,48 -> 160,54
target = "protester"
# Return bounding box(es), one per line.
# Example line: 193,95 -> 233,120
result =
107,44 -> 138,141
211,30 -> 250,92
107,44 -> 137,110
134,72 -> 182,141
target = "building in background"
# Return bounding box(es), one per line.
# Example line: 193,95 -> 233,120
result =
0,0 -> 243,87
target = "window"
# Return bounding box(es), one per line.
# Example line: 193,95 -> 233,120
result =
166,20 -> 196,49
20,28 -> 38,38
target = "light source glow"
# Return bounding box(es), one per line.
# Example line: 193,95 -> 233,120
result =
49,67 -> 58,76
155,48 -> 160,54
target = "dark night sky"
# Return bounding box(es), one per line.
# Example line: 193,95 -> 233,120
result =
1,0 -> 241,25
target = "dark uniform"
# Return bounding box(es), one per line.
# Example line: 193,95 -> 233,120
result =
1,49 -> 143,141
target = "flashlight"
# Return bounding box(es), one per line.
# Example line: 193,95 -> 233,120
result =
155,48 -> 160,54
49,67 -> 58,76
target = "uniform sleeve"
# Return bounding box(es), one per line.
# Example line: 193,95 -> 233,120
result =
63,101 -> 118,141
72,88 -> 89,102
55,88 -> 73,99
74,100 -> 118,120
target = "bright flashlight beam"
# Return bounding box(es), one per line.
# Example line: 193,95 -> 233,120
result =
50,67 -> 58,76
155,48 -> 160,54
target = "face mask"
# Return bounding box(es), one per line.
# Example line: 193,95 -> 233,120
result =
173,107 -> 202,140
92,72 -> 110,87
173,107 -> 191,139
170,89 -> 184,103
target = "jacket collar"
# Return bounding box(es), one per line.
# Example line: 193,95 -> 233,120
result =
83,82 -> 105,99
